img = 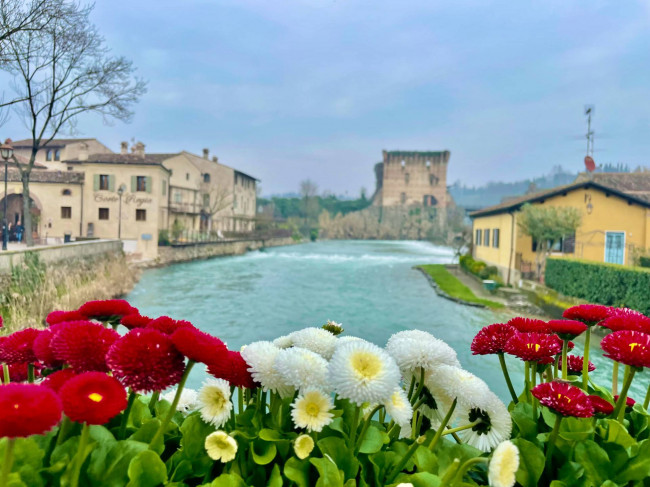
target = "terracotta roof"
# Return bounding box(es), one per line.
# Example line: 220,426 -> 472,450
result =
234,169 -> 259,182
574,172 -> 650,203
144,153 -> 181,163
11,138 -> 96,148
0,168 -> 84,184
64,153 -> 171,171
469,180 -> 650,218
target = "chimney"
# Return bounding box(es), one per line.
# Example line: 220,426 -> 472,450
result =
120,141 -> 128,154
78,142 -> 89,161
212,156 -> 218,163
203,148 -> 209,159
133,141 -> 145,157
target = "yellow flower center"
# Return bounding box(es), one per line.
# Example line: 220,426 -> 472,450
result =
88,393 -> 103,402
526,343 -> 541,352
557,393 -> 570,403
630,343 -> 639,352
306,403 -> 320,416
391,392 -> 403,407
350,351 -> 382,380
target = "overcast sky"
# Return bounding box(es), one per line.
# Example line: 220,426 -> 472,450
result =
3,0 -> 650,196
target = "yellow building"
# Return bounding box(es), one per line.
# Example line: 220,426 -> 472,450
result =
470,175 -> 650,285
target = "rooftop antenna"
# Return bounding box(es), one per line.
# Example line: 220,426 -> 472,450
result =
584,105 -> 596,172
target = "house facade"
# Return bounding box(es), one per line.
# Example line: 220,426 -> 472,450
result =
470,176 -> 650,285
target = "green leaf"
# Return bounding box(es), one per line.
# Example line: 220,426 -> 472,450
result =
358,425 -> 387,454
126,450 -> 167,487
0,437 -> 45,487
284,457 -> 312,487
511,402 -> 539,440
512,438 -> 545,487
557,461 -> 584,486
391,472 -> 441,487
87,440 -> 148,487
128,398 -> 153,430
310,457 -> 344,487
574,440 -> 610,485
324,418 -> 347,437
258,428 -> 294,443
252,440 -> 277,465
413,445 -> 437,473
128,419 -> 163,455
436,440 -> 483,475
614,438 -> 650,483
317,437 -> 360,480
558,417 -> 594,442
267,464 -> 283,487
172,413 -> 214,478
602,419 -> 636,448
210,473 -> 248,487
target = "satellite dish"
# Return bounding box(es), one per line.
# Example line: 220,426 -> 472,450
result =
584,155 -> 596,172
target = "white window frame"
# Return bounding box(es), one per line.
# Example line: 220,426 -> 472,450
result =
604,231 -> 626,265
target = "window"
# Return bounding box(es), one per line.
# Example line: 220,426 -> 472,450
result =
404,173 -> 410,184
46,149 -> 52,161
483,229 -> 490,246
54,149 -> 61,161
98,208 -> 109,220
99,174 -> 110,191
135,209 -> 146,221
430,174 -> 438,186
562,233 -> 576,253
400,192 -> 406,204
174,191 -> 182,203
186,173 -> 190,181
136,176 -> 146,192
61,207 -> 71,219
492,229 -> 500,248
162,180 -> 167,196
62,189 -> 72,196
203,174 -> 210,183
476,229 -> 482,245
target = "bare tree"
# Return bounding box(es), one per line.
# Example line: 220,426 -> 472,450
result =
202,183 -> 232,233
0,1 -> 146,245
0,0 -> 69,48
299,179 -> 319,224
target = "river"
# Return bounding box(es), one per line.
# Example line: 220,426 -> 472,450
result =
126,240 -> 643,403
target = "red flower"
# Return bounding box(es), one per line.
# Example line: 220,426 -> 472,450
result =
42,369 -> 77,392
614,394 -> 636,408
601,330 -> 650,368
536,356 -> 555,366
531,381 -> 594,417
146,316 -> 193,335
547,319 -> 588,340
78,299 -> 136,321
50,321 -> 120,373
507,317 -> 550,333
588,395 -> 614,416
0,328 -> 40,364
471,323 -> 517,355
4,362 -> 41,382
609,307 -> 645,318
567,341 -> 575,351
563,304 -> 610,325
120,314 -> 152,329
601,314 -> 650,334
0,315 -> 3,328
106,328 -> 185,393
171,326 -> 228,364
0,383 -> 62,437
558,355 -> 595,374
59,372 -> 128,425
33,328 -> 65,368
46,310 -> 84,326
207,351 -> 257,389
505,332 -> 562,361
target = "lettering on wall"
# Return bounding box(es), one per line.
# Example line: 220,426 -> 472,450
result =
94,193 -> 153,207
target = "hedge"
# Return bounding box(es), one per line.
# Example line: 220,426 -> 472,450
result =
545,257 -> 650,315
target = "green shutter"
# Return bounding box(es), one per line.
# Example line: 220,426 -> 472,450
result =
93,174 -> 99,191
108,175 -> 115,192
145,176 -> 152,193
131,176 -> 136,192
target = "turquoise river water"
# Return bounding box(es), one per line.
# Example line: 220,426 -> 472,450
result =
126,240 -> 644,402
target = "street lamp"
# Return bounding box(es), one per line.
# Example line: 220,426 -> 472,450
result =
0,139 -> 14,251
117,183 -> 126,239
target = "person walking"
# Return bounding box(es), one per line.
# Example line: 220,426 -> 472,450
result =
15,221 -> 23,243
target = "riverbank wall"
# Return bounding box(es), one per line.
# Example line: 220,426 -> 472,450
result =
0,240 -> 136,331
150,236 -> 298,267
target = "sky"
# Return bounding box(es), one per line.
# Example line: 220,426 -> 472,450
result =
3,0 -> 650,196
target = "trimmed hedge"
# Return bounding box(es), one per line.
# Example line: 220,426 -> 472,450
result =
545,257 -> 650,315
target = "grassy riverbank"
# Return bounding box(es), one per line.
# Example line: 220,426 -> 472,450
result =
417,264 -> 504,309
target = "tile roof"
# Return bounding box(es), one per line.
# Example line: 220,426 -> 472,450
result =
0,168 -> 84,184
574,172 -> 650,203
64,153 -> 170,170
11,138 -> 96,148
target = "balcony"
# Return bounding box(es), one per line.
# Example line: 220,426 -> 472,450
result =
169,201 -> 202,214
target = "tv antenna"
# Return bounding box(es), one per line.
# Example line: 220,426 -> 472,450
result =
584,105 -> 596,172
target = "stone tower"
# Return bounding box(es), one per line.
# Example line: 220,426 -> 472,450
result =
372,150 -> 450,208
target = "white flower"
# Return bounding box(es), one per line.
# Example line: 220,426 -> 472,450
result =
386,330 -> 460,376
458,391 -> 512,452
274,347 -> 329,392
328,340 -> 400,406
241,341 -> 294,397
205,431 -> 237,462
290,327 -> 338,359
197,378 -> 233,428
396,484 -> 414,487
422,375 -> 458,428
291,389 -> 335,432
434,365 -> 491,409
383,388 -> 413,428
335,336 -> 366,348
162,388 -> 198,415
294,434 -> 315,459
273,335 -> 293,349
489,440 -> 519,487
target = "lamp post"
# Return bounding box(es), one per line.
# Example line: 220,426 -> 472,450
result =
0,139 -> 14,251
117,184 -> 126,239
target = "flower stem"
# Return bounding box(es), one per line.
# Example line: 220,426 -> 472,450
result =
531,361 -> 538,419
524,361 -> 531,401
407,375 -> 416,399
612,361 -> 619,396
355,405 -> 383,453
410,368 -> 425,405
412,397 -> 425,412
498,353 -> 518,404
581,327 -> 592,390
613,365 -> 636,422
452,457 -> 489,485
149,360 -> 195,449
27,363 -> 35,383
427,398 -> 457,451
148,391 -> 160,414
0,438 -> 15,487
70,423 -> 90,487
644,383 -> 650,410
55,416 -> 72,447
2,364 -> 9,384
561,340 -> 569,380
238,387 -> 244,414
386,436 -> 425,483
348,404 -> 360,449
553,356 -> 559,380
545,414 -> 562,471
439,458 -> 461,487
441,420 -> 480,436
119,390 -> 137,440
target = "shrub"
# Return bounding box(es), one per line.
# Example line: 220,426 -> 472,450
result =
545,257 -> 650,314
640,256 -> 650,268
158,229 -> 170,246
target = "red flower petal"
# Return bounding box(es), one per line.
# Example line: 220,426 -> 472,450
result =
0,328 -> 40,364
558,355 -> 595,374
601,330 -> 650,369
120,314 -> 152,329
59,372 -> 128,425
171,326 -> 227,365
471,323 -> 517,355
0,383 -> 62,437
563,304 -> 610,325
41,369 -> 77,393
507,317 -> 550,333
207,350 -> 258,389
46,310 -> 84,325
531,381 -> 594,418
547,320 -> 588,339
78,299 -> 136,321
600,314 -> 650,334
50,321 -> 119,373
588,395 -> 614,415
505,332 -> 562,361
146,316 -> 193,335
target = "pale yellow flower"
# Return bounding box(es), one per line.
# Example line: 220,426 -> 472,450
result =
197,378 -> 233,428
488,440 -> 519,487
294,434 -> 315,459
205,431 -> 237,462
291,388 -> 334,432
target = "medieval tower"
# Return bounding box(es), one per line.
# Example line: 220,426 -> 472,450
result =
372,150 -> 451,208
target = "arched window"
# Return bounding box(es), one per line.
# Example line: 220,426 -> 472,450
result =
62,189 -> 72,196
203,173 -> 211,183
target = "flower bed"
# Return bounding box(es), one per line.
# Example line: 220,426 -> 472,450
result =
0,301 -> 650,486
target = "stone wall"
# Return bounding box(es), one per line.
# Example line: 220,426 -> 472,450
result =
153,237 -> 298,266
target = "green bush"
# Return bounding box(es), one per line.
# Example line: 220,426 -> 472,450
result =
545,257 -> 650,314
640,255 -> 650,268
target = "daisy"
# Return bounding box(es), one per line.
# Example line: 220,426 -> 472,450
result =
274,347 -> 329,392
241,341 -> 294,397
290,327 -> 338,359
294,434 -> 315,459
383,388 -> 413,428
471,323 -> 517,355
328,340 -> 400,405
422,375 -> 458,427
205,431 -> 237,462
386,330 -> 460,376
488,440 -> 520,487
162,387 -> 198,415
290,388 -> 334,432
272,335 -> 293,349
457,391 -> 512,452
434,365 -> 491,409
530,382 -> 593,418
197,378 -> 233,427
